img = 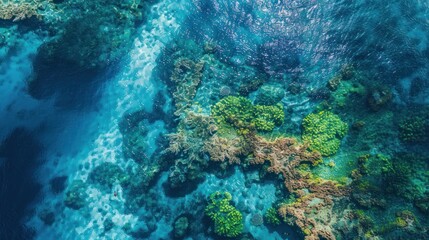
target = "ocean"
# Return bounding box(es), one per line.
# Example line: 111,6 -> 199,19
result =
1,0 -> 428,239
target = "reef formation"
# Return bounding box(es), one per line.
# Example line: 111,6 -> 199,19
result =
1,0 -> 428,239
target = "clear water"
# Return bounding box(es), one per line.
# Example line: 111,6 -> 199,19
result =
1,0 -> 428,239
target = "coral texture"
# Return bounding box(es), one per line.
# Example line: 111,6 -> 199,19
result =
211,96 -> 284,132
302,111 -> 348,156
249,135 -> 348,239
205,191 -> 244,238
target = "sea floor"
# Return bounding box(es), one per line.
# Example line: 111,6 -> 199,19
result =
1,0 -> 428,239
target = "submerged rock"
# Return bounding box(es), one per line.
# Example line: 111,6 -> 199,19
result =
367,86 -> 392,111
38,209 -> 55,226
89,162 -> 129,188
250,213 -> 264,226
173,215 -> 190,239
255,83 -> 285,105
49,175 -> 68,194
64,180 -> 88,210
121,120 -> 150,164
103,218 -> 114,232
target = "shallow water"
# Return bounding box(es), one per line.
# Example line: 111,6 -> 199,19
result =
1,0 -> 428,239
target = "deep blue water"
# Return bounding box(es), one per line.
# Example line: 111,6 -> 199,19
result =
1,0 -> 428,239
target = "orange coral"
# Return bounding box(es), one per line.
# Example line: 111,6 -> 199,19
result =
250,136 -> 322,190
204,135 -> 245,164
249,135 -> 348,239
0,1 -> 44,21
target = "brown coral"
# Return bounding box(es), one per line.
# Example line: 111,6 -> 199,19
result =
0,1 -> 47,21
182,111 -> 218,137
166,112 -> 216,161
204,135 -> 245,164
249,135 -> 348,239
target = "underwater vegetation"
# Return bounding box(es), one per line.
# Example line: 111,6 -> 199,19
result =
1,0 -> 429,239
0,0 -> 54,21
264,207 -> 281,226
302,111 -> 348,156
211,96 -> 284,133
5,0 -> 158,104
205,191 -> 244,238
399,116 -> 428,143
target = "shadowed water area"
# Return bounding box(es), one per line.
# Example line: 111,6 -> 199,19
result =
0,0 -> 428,239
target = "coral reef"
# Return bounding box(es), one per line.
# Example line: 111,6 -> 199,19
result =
327,64 -> 356,91
205,191 -> 244,238
171,58 -> 205,116
211,96 -> 284,133
211,96 -> 254,129
399,116 -> 428,143
160,45 -> 222,186
341,149 -> 429,239
367,85 -> 392,111
349,154 -> 389,209
253,104 -> 285,132
382,153 -> 429,210
29,0 -> 157,88
120,118 -> 150,164
89,162 -> 129,188
302,111 -> 348,156
395,210 -> 416,228
264,207 -> 281,225
166,112 -> 217,189
250,213 -> 264,226
238,77 -> 266,96
64,180 -> 88,210
6,0 -> 429,239
249,135 -> 348,239
0,0 -> 53,21
330,81 -> 366,108
173,215 -> 190,238
28,0 -> 160,100
36,14 -> 132,70
204,134 -> 245,164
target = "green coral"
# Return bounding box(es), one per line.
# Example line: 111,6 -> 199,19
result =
399,116 -> 428,143
264,207 -> 281,225
254,105 -> 285,131
211,96 -> 284,132
302,111 -> 348,156
331,81 -> 366,107
354,210 -> 374,230
383,153 -> 429,202
205,191 -> 244,238
394,217 -> 408,228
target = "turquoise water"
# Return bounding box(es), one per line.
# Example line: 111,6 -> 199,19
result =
1,0 -> 428,239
